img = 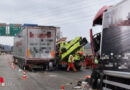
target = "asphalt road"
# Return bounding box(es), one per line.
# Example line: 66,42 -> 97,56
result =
0,54 -> 92,90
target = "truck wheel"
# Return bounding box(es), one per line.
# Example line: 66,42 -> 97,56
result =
19,63 -> 22,69
90,70 -> 100,89
75,61 -> 82,70
76,65 -> 81,70
90,76 -> 98,89
22,63 -> 26,70
98,73 -> 104,90
17,60 -> 21,68
42,65 -> 46,71
48,62 -> 54,71
78,66 -> 81,70
13,56 -> 17,64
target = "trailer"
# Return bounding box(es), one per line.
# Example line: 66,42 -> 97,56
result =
90,0 -> 130,90
13,25 -> 56,70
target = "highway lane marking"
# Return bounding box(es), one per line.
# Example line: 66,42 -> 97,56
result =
5,54 -> 28,80
48,74 -> 57,77
6,54 -> 12,67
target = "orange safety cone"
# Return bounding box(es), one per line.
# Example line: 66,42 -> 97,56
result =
61,85 -> 64,90
85,75 -> 91,79
22,71 -> 27,80
0,77 -> 6,87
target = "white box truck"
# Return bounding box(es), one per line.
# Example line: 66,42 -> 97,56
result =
13,26 -> 56,70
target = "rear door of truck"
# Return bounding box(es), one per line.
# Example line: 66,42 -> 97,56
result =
27,27 -> 56,60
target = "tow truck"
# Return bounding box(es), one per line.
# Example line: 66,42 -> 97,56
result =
55,37 -> 88,70
90,0 -> 130,90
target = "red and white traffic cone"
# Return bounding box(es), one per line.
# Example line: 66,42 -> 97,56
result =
0,77 -> 6,87
12,63 -> 16,70
7,59 -> 11,66
61,85 -> 64,90
22,71 -> 27,80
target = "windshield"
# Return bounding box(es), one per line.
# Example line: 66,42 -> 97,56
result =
103,0 -> 130,28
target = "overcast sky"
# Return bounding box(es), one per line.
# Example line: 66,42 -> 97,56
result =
0,0 -> 122,46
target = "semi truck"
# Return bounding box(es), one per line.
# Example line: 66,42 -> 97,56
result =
90,0 -> 130,90
55,37 -> 88,70
13,25 -> 56,70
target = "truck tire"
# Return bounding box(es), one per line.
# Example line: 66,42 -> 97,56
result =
75,61 -> 82,70
17,59 -> 26,70
98,73 -> 104,90
42,64 -> 46,71
22,62 -> 26,70
17,59 -> 21,68
13,56 -> 17,64
76,65 -> 81,70
90,70 -> 99,89
90,76 -> 98,89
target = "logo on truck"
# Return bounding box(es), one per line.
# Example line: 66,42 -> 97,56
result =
30,32 -> 51,38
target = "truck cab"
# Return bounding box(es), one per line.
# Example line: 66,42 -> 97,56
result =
90,0 -> 130,90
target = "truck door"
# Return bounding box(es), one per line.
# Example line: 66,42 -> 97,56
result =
27,28 -> 56,60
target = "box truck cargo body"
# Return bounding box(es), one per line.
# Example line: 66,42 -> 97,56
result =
13,26 -> 56,68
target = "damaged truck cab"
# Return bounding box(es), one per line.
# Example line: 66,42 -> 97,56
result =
90,0 -> 130,90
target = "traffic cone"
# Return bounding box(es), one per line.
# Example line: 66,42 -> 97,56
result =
8,60 -> 11,66
61,85 -> 64,90
85,75 -> 91,79
22,71 -> 27,80
0,77 -> 6,87
12,63 -> 16,70
8,60 -> 10,65
1,82 -> 5,87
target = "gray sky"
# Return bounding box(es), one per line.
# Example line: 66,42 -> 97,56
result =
0,0 -> 121,46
